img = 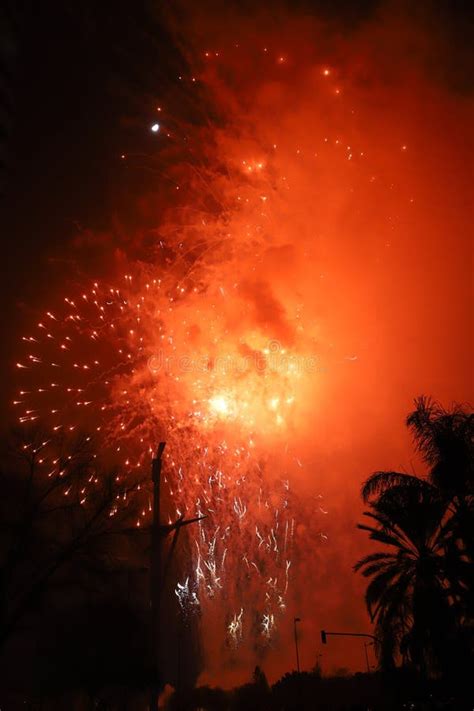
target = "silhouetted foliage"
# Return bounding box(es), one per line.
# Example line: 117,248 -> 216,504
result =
0,427 -> 146,697
36,597 -> 150,705
166,666 -> 472,711
356,396 -> 473,682
253,664 -> 269,690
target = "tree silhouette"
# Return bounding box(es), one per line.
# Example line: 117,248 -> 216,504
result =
355,483 -> 455,674
355,397 -> 473,681
0,427 -> 143,655
362,396 -> 473,560
252,664 -> 269,691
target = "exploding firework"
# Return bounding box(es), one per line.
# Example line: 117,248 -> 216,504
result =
13,23 -> 411,665
14,263 -> 323,653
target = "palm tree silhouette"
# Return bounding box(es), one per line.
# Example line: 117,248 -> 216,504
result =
355,396 -> 473,679
362,397 -> 473,554
355,484 -> 456,675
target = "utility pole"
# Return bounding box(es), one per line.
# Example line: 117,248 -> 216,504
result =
294,617 -> 301,673
150,442 -> 165,711
149,443 -> 206,711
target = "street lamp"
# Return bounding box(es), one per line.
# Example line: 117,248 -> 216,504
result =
294,617 -> 301,672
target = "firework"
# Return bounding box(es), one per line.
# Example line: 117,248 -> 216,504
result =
11,38 -> 374,660
15,259 -> 323,650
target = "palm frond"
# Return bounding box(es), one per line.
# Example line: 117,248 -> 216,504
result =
356,523 -> 412,554
357,560 -> 396,578
361,471 -> 429,502
358,511 -> 415,553
353,552 -> 395,572
365,567 -> 408,620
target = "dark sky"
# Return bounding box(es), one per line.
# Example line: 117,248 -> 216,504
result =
1,2 -> 174,308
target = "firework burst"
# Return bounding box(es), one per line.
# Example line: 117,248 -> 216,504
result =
11,33 -> 373,660
15,258 -> 323,651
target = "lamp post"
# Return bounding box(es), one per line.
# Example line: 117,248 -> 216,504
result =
294,617 -> 301,673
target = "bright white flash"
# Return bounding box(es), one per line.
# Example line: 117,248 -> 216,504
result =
209,395 -> 229,415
